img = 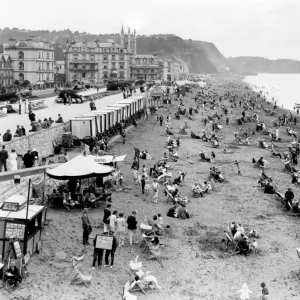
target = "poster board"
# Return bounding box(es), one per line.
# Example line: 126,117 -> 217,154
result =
5,223 -> 25,240
13,240 -> 22,259
95,234 -> 113,250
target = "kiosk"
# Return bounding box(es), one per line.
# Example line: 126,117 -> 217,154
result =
0,195 -> 47,258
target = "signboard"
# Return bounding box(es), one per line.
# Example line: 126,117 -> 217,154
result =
95,234 -> 113,250
13,240 -> 22,259
94,158 -> 110,163
5,223 -> 25,240
2,202 -> 18,212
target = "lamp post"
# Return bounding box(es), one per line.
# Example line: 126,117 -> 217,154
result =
55,65 -> 59,88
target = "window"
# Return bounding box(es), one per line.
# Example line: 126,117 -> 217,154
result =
73,54 -> 78,60
120,49 -> 123,53
103,55 -> 108,61
168,68 -> 171,72
143,58 -> 147,63
18,62 -> 24,70
104,48 -> 107,52
103,63 -> 108,69
19,73 -> 24,81
111,62 -> 116,69
74,64 -> 78,69
74,48 -> 78,52
38,52 -> 41,58
150,58 -> 154,64
136,58 -> 140,63
46,75 -> 49,81
112,48 -> 115,52
18,51 -> 24,59
52,53 -> 54,59
151,69 -> 154,73
82,65 -> 86,69
82,72 -> 86,78
119,63 -> 124,69
103,71 -> 108,78
46,53 -> 49,59
120,55 -> 124,61
47,63 -> 49,70
119,71 -> 124,79
52,63 -> 53,70
82,54 -> 86,60
91,55 -> 94,60
112,55 -> 115,61
38,63 -> 41,71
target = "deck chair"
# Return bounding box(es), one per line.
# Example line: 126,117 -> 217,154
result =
224,230 -> 240,254
71,269 -> 92,287
122,281 -> 138,300
165,190 -> 175,204
144,242 -> 163,268
70,255 -> 92,287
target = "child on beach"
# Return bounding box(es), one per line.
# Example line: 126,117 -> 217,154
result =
157,213 -> 164,227
152,179 -> 159,203
145,178 -> 150,195
260,282 -> 269,300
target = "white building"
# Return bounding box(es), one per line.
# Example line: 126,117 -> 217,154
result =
4,37 -> 55,85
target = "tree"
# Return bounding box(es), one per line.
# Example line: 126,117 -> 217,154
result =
21,80 -> 30,87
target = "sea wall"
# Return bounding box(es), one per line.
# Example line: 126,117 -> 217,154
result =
2,122 -> 70,158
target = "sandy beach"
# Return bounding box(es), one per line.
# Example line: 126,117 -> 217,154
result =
2,76 -> 300,300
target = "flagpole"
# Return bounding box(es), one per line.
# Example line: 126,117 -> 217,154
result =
26,179 -> 31,220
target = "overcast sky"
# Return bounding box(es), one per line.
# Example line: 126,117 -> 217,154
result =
1,0 -> 299,60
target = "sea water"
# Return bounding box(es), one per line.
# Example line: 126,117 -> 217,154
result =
244,73 -> 300,111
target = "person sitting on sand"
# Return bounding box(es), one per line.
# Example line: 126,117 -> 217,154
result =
191,131 -> 201,139
192,183 -> 204,197
177,205 -> 190,219
167,204 -> 178,218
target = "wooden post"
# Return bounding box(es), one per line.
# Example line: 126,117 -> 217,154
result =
25,179 -> 31,221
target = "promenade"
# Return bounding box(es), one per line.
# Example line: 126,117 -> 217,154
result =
0,88 -> 135,137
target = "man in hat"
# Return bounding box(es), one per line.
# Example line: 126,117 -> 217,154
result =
4,260 -> 22,287
2,129 -> 12,142
284,187 -> 294,209
0,145 -> 8,172
81,208 -> 91,245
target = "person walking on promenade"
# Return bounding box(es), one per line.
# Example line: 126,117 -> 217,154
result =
103,203 -> 111,234
81,208 -> 91,245
104,232 -> 118,268
28,101 -> 32,114
294,116 -> 297,126
92,236 -> 103,269
0,145 -> 8,172
226,116 -> 229,125
127,211 -> 138,252
159,115 -> 163,126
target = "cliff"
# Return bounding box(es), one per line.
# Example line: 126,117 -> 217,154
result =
227,56 -> 300,73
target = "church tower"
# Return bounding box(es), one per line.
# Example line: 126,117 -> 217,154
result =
120,25 -> 124,47
133,29 -> 137,54
127,27 -> 131,53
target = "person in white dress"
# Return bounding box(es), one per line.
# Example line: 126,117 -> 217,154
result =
9,149 -> 18,171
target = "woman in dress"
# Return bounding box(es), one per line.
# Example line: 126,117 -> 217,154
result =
9,149 -> 18,171
142,165 -> 147,177
116,213 -> 126,247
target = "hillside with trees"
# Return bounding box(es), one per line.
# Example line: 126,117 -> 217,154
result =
0,28 -> 228,74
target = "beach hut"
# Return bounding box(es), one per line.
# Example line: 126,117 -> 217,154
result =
95,109 -> 115,128
109,103 -> 130,120
0,195 -> 47,257
70,117 -> 97,138
117,99 -> 137,116
101,106 -> 122,123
